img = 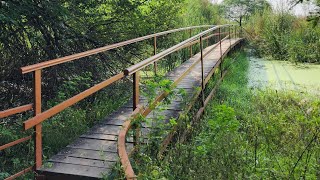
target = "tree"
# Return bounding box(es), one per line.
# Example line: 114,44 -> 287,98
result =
0,0 -> 184,110
291,0 -> 320,26
222,0 -> 271,26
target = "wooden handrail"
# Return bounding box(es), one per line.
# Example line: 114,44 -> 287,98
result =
22,25 -> 233,130
124,24 -> 233,75
21,25 -> 214,74
4,166 -> 33,180
0,136 -> 32,151
0,104 -> 33,118
23,73 -> 124,130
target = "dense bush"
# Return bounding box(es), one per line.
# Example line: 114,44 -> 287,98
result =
246,10 -> 320,63
131,51 -> 320,179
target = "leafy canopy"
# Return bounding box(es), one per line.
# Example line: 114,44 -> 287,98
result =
222,0 -> 271,25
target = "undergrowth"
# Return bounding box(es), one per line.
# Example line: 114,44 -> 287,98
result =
131,50 -> 320,179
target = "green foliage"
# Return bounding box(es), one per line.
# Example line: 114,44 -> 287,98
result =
246,10 -> 320,63
129,51 -> 320,179
0,0 -> 223,178
221,0 -> 271,25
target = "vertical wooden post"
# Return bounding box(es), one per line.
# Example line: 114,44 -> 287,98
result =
200,37 -> 205,107
133,72 -> 140,145
133,72 -> 140,110
219,27 -> 223,78
189,29 -> 192,58
229,26 -> 232,50
34,70 -> 42,170
153,36 -> 157,76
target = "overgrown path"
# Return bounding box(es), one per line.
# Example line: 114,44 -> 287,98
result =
38,38 -> 243,179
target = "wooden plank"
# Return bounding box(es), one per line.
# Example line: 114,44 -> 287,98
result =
106,107 -> 133,120
49,155 -> 115,168
81,133 -> 117,141
88,124 -> 121,135
39,162 -> 110,179
146,109 -> 181,121
67,138 -> 133,153
57,147 -> 119,162
123,98 -> 148,108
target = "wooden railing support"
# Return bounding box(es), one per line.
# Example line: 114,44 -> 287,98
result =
229,26 -> 232,49
33,70 -> 42,170
153,36 -> 157,75
219,28 -> 223,78
189,29 -> 192,57
200,36 -> 205,107
235,26 -> 237,39
132,72 -> 140,145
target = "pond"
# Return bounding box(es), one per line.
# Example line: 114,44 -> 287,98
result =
248,57 -> 320,96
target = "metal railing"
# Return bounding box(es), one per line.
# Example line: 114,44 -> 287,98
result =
0,24 -> 241,179
118,24 -> 242,179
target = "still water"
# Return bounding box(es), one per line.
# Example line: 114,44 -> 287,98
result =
248,57 -> 320,96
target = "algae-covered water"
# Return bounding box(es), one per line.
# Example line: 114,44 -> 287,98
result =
248,57 -> 320,95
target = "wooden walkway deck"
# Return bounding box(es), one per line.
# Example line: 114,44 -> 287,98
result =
38,38 -> 243,179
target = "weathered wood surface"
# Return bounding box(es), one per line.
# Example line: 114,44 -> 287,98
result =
38,38 -> 242,179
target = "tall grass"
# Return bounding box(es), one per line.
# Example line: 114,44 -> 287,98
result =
245,10 -> 320,63
132,50 -> 320,179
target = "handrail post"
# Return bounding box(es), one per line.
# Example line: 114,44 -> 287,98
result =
219,27 -> 223,78
200,36 -> 205,107
153,36 -> 157,76
33,70 -> 42,170
133,72 -> 140,145
229,26 -> 231,49
189,29 -> 192,58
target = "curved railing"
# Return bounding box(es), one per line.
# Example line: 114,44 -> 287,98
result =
118,24 -> 241,179
0,25 -> 225,179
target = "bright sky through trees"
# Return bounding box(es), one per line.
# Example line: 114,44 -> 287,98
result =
212,0 -> 316,16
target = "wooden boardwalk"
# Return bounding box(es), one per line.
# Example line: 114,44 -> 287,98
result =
37,38 -> 242,179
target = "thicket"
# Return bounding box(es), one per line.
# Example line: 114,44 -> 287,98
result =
245,10 -> 320,63
0,0 -> 222,178
129,51 -> 320,179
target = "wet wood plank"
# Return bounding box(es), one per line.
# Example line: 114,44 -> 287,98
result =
49,155 -> 114,168
40,162 -> 110,179
67,138 -> 133,153
56,147 -> 119,162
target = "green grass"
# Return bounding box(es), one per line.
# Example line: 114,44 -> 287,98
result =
130,50 -> 320,179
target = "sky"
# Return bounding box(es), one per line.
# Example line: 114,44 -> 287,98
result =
212,0 -> 317,16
